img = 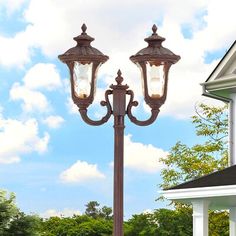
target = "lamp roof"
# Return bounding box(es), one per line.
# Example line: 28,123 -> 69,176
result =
58,24 -> 109,64
130,24 -> 180,64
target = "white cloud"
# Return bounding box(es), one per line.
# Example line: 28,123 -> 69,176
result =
0,28 -> 34,68
41,208 -> 81,218
23,63 -> 62,90
0,106 -> 3,118
10,63 -> 62,113
124,135 -> 168,173
0,118 -> 49,164
1,0 -> 236,118
66,97 -> 78,114
60,160 -> 105,184
0,0 -> 27,15
10,83 -> 50,112
43,115 -> 64,129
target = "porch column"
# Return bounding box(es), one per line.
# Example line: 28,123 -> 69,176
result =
230,207 -> 236,236
229,94 -> 236,166
192,200 -> 209,236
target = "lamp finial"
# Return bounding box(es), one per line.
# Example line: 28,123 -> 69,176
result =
81,24 -> 87,35
116,69 -> 123,85
152,24 -> 157,35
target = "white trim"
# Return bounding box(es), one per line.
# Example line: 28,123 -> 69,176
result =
192,200 -> 209,236
207,42 -> 236,82
161,184 -> 236,200
201,75 -> 236,92
230,95 -> 236,165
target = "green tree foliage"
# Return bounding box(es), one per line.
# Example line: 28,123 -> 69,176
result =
100,206 -> 113,220
209,211 -> 229,236
124,208 -> 192,236
41,215 -> 113,236
40,202 -> 113,236
0,190 -> 19,234
6,212 -> 41,236
158,103 -> 229,235
124,212 -> 157,235
85,201 -> 112,220
154,208 -> 192,236
160,103 -> 228,190
85,201 -> 100,218
0,189 -> 41,236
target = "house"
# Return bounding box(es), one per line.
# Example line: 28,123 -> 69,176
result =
161,40 -> 236,236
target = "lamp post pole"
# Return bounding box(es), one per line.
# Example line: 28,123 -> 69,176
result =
58,24 -> 180,236
112,71 -> 128,235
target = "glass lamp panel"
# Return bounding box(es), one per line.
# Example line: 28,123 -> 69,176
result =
93,63 -> 102,97
73,62 -> 92,98
147,62 -> 164,98
136,63 -> 145,96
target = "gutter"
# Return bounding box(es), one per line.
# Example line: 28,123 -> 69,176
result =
201,83 -> 232,103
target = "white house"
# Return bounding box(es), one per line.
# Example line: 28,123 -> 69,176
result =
161,40 -> 236,236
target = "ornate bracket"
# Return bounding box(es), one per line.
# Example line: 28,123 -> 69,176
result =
126,90 -> 160,126
75,71 -> 161,127
78,89 -> 112,126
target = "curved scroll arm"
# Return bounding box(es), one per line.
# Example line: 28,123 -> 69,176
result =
78,89 -> 113,126
126,90 -> 160,126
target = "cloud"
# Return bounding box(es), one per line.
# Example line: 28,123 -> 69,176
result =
41,208 -> 81,218
60,160 -> 105,184
10,83 -> 50,112
0,0 -> 27,15
2,0 -> 236,118
23,63 -> 62,90
42,115 -> 64,129
10,63 -> 62,113
0,106 -> 3,118
0,28 -> 34,68
0,118 -> 49,164
124,135 -> 168,173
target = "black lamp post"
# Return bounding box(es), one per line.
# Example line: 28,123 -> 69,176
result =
58,24 -> 180,236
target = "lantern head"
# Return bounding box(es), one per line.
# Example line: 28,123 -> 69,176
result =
58,24 -> 109,108
130,24 -> 180,108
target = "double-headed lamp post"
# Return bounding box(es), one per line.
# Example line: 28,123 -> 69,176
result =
58,24 -> 180,236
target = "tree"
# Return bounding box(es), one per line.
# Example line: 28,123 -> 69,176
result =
85,201 -> 100,219
0,189 -> 42,236
158,103 -> 229,235
100,206 -> 112,220
40,202 -> 113,236
160,103 -> 228,191
124,213 -> 157,236
84,201 -> 112,220
6,212 -> 42,236
154,208 -> 192,236
0,190 -> 19,234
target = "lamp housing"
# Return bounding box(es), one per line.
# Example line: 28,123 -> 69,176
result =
58,24 -> 109,108
130,24 -> 180,108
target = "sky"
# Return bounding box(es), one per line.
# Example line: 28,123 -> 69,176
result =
0,0 -> 235,219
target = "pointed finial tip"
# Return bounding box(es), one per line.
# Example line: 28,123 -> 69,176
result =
115,69 -> 123,85
152,24 -> 157,34
81,23 -> 87,34
117,69 -> 122,76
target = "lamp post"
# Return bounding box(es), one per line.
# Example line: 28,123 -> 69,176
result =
58,24 -> 180,236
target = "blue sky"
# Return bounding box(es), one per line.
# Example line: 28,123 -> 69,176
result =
0,0 -> 235,219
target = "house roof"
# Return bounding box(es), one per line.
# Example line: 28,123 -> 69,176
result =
201,40 -> 236,100
205,40 -> 236,83
166,164 -> 236,190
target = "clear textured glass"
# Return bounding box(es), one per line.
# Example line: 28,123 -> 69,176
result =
147,63 -> 164,98
73,62 -> 92,98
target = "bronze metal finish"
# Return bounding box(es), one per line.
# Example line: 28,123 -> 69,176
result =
58,24 -> 180,236
130,24 -> 180,110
